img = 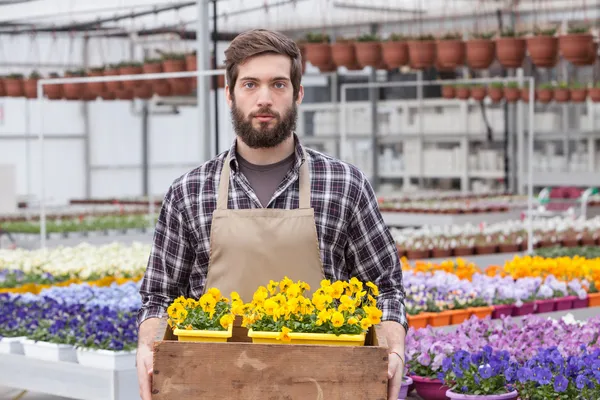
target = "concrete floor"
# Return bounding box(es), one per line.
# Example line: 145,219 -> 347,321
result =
0,387 -> 72,400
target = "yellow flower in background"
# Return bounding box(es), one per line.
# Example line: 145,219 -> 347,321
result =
199,293 -> 216,312
253,286 -> 268,304
207,287 -> 222,301
299,281 -> 311,292
317,309 -> 332,325
231,291 -> 241,302
360,318 -> 371,330
367,294 -> 377,307
366,281 -> 379,296
267,280 -> 278,295
349,277 -> 363,293
185,298 -> 197,308
279,277 -> 293,292
174,296 -> 186,306
320,279 -> 331,288
286,283 -> 301,298
364,306 -> 382,325
277,326 -> 292,342
348,317 -> 358,325
330,281 -> 345,299
185,324 -> 193,330
220,314 -> 234,329
331,311 -> 344,328
263,298 -> 278,315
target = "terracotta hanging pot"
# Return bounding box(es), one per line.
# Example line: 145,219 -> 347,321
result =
589,87 -> 600,102
0,78 -> 5,97
488,86 -> 504,102
504,86 -> 521,102
407,40 -> 436,69
162,55 -> 187,86
331,41 -> 357,68
559,33 -> 594,66
304,43 -> 332,69
185,53 -> 197,71
442,85 -> 456,99
496,37 -> 526,68
536,88 -> 554,103
381,41 -> 408,69
466,39 -> 496,69
354,41 -> 382,68
584,41 -> 598,65
143,60 -> 163,89
471,86 -> 487,100
456,86 -> 471,99
99,90 -> 116,101
554,87 -> 570,102
527,35 -> 559,67
43,74 -> 63,99
436,39 -> 465,69
318,62 -> 338,72
521,87 -> 533,102
134,85 -> 154,99
104,67 -> 123,92
24,77 -> 39,99
115,89 -> 134,100
119,64 -> 143,89
4,76 -> 25,97
570,88 -> 588,102
86,69 -> 105,98
153,81 -> 172,97
63,71 -> 86,100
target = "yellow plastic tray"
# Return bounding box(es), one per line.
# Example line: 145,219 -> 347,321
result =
174,324 -> 233,343
247,329 -> 365,346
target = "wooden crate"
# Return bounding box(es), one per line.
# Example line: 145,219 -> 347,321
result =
152,318 -> 389,399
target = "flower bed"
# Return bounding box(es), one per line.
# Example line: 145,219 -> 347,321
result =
393,217 -> 600,259
0,214 -> 156,234
379,194 -> 526,215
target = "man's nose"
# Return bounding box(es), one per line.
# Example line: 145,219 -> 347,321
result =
256,86 -> 273,107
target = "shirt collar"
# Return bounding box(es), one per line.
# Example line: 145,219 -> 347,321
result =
227,133 -> 306,174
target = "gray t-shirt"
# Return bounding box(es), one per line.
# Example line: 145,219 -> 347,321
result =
237,152 -> 296,207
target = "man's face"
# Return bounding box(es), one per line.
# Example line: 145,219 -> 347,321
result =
226,53 -> 304,149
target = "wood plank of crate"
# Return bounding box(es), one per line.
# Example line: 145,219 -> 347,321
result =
152,318 -> 389,400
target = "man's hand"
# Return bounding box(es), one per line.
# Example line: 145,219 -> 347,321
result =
137,343 -> 154,400
378,321 -> 407,400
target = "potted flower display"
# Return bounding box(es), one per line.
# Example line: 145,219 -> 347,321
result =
441,347 -> 518,399
381,33 -> 408,69
503,82 -> 521,103
354,33 -> 382,68
241,277 -> 381,346
466,32 -> 496,70
488,82 -> 504,103
495,29 -> 527,69
408,34 -> 436,69
536,82 -> 554,104
570,81 -> 588,102
589,81 -> 600,102
167,289 -> 235,342
436,32 -> 465,70
527,26 -> 559,67
559,25 -> 594,66
303,32 -> 333,70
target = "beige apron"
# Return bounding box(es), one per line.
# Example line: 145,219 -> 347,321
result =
205,148 -> 325,302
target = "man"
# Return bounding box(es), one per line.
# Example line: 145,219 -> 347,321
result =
136,28 -> 408,400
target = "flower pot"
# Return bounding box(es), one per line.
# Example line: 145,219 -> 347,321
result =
153,81 -> 172,97
446,389 -> 518,399
475,244 -> 497,255
119,65 -> 143,89
448,309 -> 470,325
63,72 -> 86,100
496,37 -> 526,68
163,58 -> 187,85
406,249 -> 431,260
0,336 -> 26,354
354,41 -> 382,68
104,68 -> 122,92
536,88 -> 554,104
512,302 -> 535,316
76,348 -> 136,370
381,41 -> 408,69
174,324 -> 233,343
466,39 -> 496,69
572,296 -> 589,309
442,86 -> 456,99
85,71 -> 105,97
431,248 -> 453,258
4,78 -> 24,97
0,78 -> 4,96
407,40 -> 436,69
399,376 -> 413,400
562,237 -> 580,247
436,40 -> 465,69
134,84 -> 154,99
492,304 -> 515,319
22,339 -> 77,363
521,87 -> 532,102
411,376 -> 450,400
454,247 -> 474,256
535,298 -> 556,314
185,53 -> 197,71
503,87 -> 521,103
498,243 -> 520,253
429,311 -> 452,327
23,79 -> 39,99
471,87 -> 486,101
247,329 -> 365,346
331,42 -> 358,68
555,296 -> 575,311
559,33 -> 594,66
115,89 -> 134,100
588,292 -> 600,307
304,43 -> 332,69
408,312 -> 432,329
456,87 -> 470,100
469,306 -> 494,319
570,88 -> 588,103
488,87 -> 504,103
527,36 -> 559,67
554,88 -> 570,102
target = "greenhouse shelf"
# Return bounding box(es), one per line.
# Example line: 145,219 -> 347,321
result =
382,210 -> 523,228
0,354 -> 139,400
9,229 -> 154,249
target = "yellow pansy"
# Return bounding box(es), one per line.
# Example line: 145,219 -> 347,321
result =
286,283 -> 301,298
349,277 -> 363,293
277,326 -> 292,342
361,318 -> 371,330
267,280 -> 278,295
330,281 -> 345,299
220,314 -> 234,329
331,311 -> 344,328
366,281 -> 379,296
348,317 -> 358,325
279,277 -> 293,292
207,287 -> 222,301
199,293 -> 216,312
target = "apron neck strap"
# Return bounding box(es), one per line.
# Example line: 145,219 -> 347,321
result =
216,147 -> 311,210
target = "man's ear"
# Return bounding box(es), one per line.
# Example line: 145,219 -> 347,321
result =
225,85 -> 233,108
296,85 -> 304,105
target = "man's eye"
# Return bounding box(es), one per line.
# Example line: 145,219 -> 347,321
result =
274,82 -> 285,89
243,82 -> 255,88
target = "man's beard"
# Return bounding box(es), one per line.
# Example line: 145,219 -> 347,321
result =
231,100 -> 297,149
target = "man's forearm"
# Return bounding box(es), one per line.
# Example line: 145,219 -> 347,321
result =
379,320 -> 406,355
138,317 -> 163,349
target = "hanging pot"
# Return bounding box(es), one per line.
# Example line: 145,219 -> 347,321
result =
331,42 -> 357,68
436,39 -> 465,69
115,89 -> 134,100
527,35 -> 559,67
471,86 -> 487,101
0,78 -> 5,96
407,40 -> 436,69
99,90 -> 116,101
85,70 -> 105,98
119,65 -> 143,89
570,88 -> 588,102
163,57 -> 187,86
503,86 -> 521,102
442,85 -> 456,99
104,68 -> 122,92
589,87 -> 600,102
354,41 -> 382,68
554,87 -> 570,102
536,88 -> 554,103
43,75 -> 63,100
381,41 -> 408,69
63,72 -> 86,100
559,33 -> 594,66
488,86 -> 504,102
134,85 -> 154,99
496,37 -> 526,68
521,87 -> 533,102
185,53 -> 197,71
583,41 -> 599,65
4,77 -> 25,97
24,79 -> 39,99
466,39 -> 496,69
304,43 -> 332,69
456,86 -> 471,100
143,62 -> 163,90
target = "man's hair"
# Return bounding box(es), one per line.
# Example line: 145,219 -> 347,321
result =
224,29 -> 302,100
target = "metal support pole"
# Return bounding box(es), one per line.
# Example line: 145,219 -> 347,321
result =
141,101 -> 150,196
197,0 -> 212,162
527,79 -> 535,254
212,0 -> 220,155
369,68 -> 379,190
83,36 -> 91,198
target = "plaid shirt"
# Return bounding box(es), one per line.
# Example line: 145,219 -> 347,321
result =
137,135 -> 408,332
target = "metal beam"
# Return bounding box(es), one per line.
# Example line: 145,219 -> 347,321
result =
332,2 -> 425,14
